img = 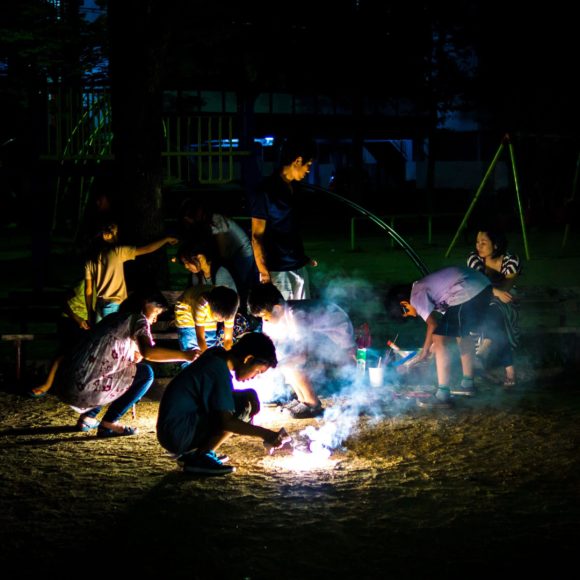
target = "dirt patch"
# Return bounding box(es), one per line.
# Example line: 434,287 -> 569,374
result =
1,365 -> 579,578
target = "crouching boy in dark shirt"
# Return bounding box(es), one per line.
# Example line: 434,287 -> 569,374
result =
157,332 -> 290,476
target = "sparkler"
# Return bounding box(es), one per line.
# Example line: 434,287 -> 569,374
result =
387,340 -> 420,368
268,424 -> 339,471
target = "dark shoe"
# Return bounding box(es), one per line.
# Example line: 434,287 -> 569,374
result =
416,396 -> 454,409
96,425 -> 138,438
450,378 -> 476,397
181,450 -> 235,476
417,388 -> 453,409
290,401 -> 324,419
264,395 -> 296,408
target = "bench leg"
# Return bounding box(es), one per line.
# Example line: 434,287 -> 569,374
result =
15,339 -> 22,381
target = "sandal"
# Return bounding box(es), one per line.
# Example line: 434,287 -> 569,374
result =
503,378 -> 517,388
76,416 -> 100,432
96,424 -> 138,438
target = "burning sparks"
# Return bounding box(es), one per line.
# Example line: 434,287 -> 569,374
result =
272,449 -> 337,471
263,424 -> 342,472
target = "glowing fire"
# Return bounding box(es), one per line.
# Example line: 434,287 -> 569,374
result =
278,449 -> 336,471
265,424 -> 340,471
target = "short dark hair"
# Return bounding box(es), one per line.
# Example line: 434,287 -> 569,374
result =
120,288 -> 169,315
247,283 -> 285,316
384,283 -> 413,320
206,286 -> 239,319
279,136 -> 317,166
177,239 -> 212,264
230,332 -> 277,368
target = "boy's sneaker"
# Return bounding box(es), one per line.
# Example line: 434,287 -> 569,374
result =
416,387 -> 453,409
181,450 -> 235,476
450,385 -> 477,397
176,452 -> 229,467
289,401 -> 324,419
450,378 -> 476,397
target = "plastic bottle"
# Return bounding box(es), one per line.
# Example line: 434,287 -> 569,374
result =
356,348 -> 367,375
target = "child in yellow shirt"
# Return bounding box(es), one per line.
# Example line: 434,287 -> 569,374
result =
174,286 -> 239,354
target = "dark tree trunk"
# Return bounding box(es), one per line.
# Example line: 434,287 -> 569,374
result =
108,0 -> 175,290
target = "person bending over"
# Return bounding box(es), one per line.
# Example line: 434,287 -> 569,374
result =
248,282 -> 356,419
386,266 -> 492,407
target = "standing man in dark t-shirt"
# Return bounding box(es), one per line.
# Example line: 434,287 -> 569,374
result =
247,137 -> 318,300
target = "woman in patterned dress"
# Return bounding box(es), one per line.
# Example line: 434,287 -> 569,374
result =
54,291 -> 197,437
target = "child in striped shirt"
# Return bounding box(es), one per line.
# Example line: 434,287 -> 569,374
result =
174,286 -> 239,354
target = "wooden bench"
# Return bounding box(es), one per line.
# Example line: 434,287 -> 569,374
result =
0,289 -> 183,380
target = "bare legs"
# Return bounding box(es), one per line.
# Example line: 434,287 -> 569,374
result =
31,355 -> 64,396
432,335 -> 475,386
281,366 -> 320,406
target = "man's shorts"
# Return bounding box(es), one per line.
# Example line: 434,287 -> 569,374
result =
271,267 -> 310,300
433,286 -> 493,337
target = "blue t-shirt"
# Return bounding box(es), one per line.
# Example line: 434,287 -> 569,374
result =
157,348 -> 235,433
410,266 -> 491,321
247,172 -> 309,271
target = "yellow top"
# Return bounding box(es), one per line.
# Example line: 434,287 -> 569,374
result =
85,246 -> 136,303
174,286 -> 234,330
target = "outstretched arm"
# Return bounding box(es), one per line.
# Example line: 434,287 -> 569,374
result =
85,277 -> 95,325
251,218 -> 270,283
137,335 -> 199,363
135,236 -> 179,257
416,313 -> 438,361
218,411 -> 289,449
222,325 -> 234,350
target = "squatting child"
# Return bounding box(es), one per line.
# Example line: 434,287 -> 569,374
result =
156,332 -> 290,475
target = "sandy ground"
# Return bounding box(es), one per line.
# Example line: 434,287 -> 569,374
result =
1,358 -> 579,579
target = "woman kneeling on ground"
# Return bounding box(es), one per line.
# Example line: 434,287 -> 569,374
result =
53,289 -> 198,437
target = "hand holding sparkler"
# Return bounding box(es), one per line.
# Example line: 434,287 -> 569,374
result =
263,428 -> 293,455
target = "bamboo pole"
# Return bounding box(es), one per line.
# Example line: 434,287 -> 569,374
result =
445,138 -> 505,257
562,150 -> 580,248
507,138 -> 530,259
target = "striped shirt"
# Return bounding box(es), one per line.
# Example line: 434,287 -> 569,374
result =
467,251 -> 521,279
174,286 -> 234,331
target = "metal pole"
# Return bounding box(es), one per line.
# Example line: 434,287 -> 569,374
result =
507,139 -> 530,260
308,185 -> 430,276
445,139 -> 505,258
562,150 -> 580,248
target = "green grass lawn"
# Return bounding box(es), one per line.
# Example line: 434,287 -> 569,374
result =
1,219 -> 579,371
